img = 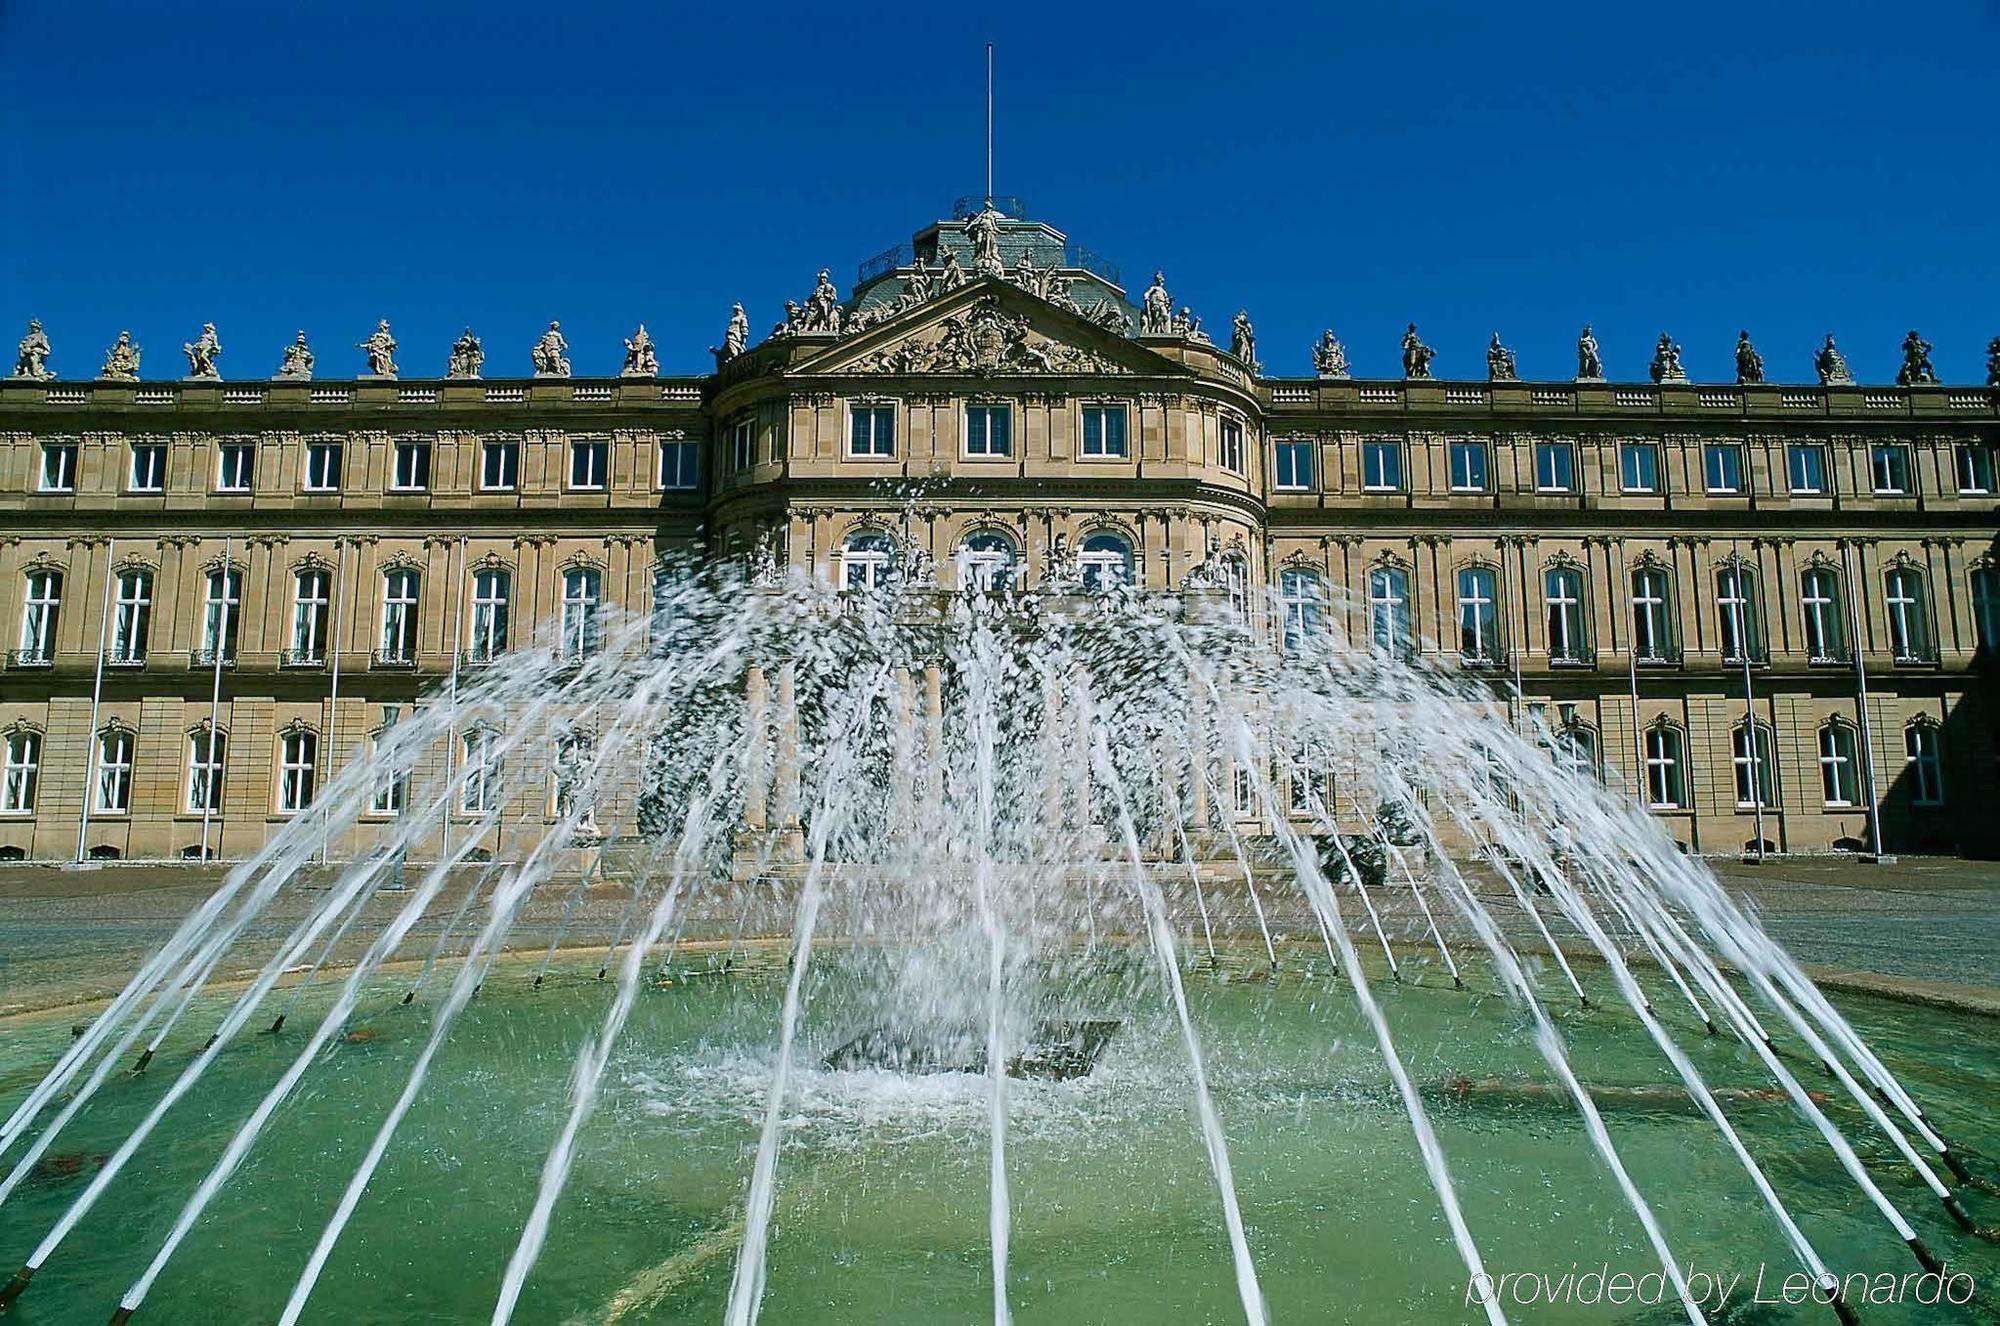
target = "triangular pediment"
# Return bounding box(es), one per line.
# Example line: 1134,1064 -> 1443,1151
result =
792,279 -> 1188,379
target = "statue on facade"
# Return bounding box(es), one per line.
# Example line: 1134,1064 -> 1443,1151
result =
1649,332 -> 1687,383
531,321 -> 571,377
1988,335 -> 2000,388
622,324 -> 659,377
1141,271 -> 1172,335
1576,324 -> 1605,381
181,322 -> 222,379
1814,332 -> 1854,386
801,269 -> 842,333
100,330 -> 141,381
1180,529 -> 1226,591
1173,306 -> 1208,342
1401,322 -> 1435,379
904,261 -> 938,304
750,528 -> 783,587
724,303 -> 749,360
1311,329 -> 1350,379
1231,310 -> 1258,369
1734,330 -> 1764,385
275,330 -> 315,381
359,320 -> 398,378
938,244 -> 968,291
965,205 -> 1005,276
1486,332 -> 1518,382
902,543 -> 937,589
1896,329 -> 1937,386
447,328 -> 484,379
11,319 -> 52,380
1042,532 -> 1083,593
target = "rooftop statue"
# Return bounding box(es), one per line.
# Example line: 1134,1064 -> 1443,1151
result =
904,261 -> 938,303
274,330 -> 315,382
801,269 -> 843,334
965,205 -> 1005,276
1988,335 -> 2000,388
1486,332 -> 1518,382
531,321 -> 571,377
100,330 -> 141,382
1576,323 -> 1605,382
359,320 -> 398,378
1172,306 -> 1208,342
1649,332 -> 1687,384
11,319 -> 52,381
1734,330 -> 1764,385
712,303 -> 750,367
447,329 -> 484,379
1231,311 -> 1258,369
1896,329 -> 1937,386
1814,333 -> 1854,386
938,245 -> 968,291
1401,322 -> 1435,379
1140,271 -> 1172,335
1311,329 -> 1350,379
621,324 -> 659,378
181,322 -> 222,380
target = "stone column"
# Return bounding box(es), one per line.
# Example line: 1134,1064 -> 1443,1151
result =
923,661 -> 944,820
890,665 -> 915,839
773,660 -> 800,831
741,662 -> 769,831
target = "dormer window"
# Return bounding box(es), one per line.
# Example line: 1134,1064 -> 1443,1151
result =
965,403 -> 1012,458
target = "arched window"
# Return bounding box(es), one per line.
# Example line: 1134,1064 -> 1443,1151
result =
1279,567 -> 1325,651
1716,564 -> 1766,664
16,570 -> 61,665
470,567 -> 511,662
1629,566 -> 1676,664
1368,565 -> 1411,655
279,728 -> 318,813
369,706 -> 408,816
379,568 -> 419,663
1544,564 -> 1590,663
560,567 -> 601,659
840,531 -> 896,593
201,567 -> 241,665
110,569 -> 152,664
1552,716 -> 1599,783
1905,720 -> 1944,806
1457,565 -> 1501,665
1799,566 -> 1847,663
1079,533 -> 1133,592
290,568 -> 330,665
1818,721 -> 1859,807
1642,723 -> 1688,809
2,730 -> 40,813
461,727 -> 500,814
1731,720 -> 1777,809
94,728 -> 134,814
1970,566 -> 2000,656
187,727 -> 226,813
1883,565 -> 1933,662
957,532 -> 1018,594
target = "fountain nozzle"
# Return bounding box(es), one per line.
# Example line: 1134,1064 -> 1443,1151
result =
265,1014 -> 287,1035
132,1047 -> 154,1073
107,1307 -> 135,1325
0,1265 -> 34,1309
400,990 -> 415,1006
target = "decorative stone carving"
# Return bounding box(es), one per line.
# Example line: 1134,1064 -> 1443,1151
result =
359,320 -> 398,378
621,324 -> 658,377
1896,329 -> 1937,386
1180,528 -> 1226,590
807,269 -> 841,331
965,206 -> 1005,276
1734,330 -> 1764,385
1230,310 -> 1258,370
750,527 -> 783,587
1140,272 -> 1172,335
531,321 -> 571,377
182,322 -> 221,380
99,330 -> 141,381
447,329 -> 484,379
1311,329 -> 1350,379
1649,332 -> 1687,384
274,330 -> 314,381
1401,322 -> 1435,380
938,245 -> 968,291
1814,333 -> 1854,386
851,293 -> 1128,376
1042,531 -> 1083,593
1576,324 -> 1605,381
1988,335 -> 2000,388
903,543 -> 937,588
1486,332 -> 1518,382
711,303 -> 749,367
12,319 -> 52,380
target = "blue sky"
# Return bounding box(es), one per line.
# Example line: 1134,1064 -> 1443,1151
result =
2,2 -> 1996,383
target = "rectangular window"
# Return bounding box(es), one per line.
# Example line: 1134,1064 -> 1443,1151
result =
95,730 -> 134,814
731,418 -> 755,471
187,729 -> 225,814
1219,417 -> 1245,474
1449,441 -> 1488,493
1081,405 -> 1128,458
659,439 -> 700,491
1274,439 -> 1314,490
1361,440 -> 1403,492
1620,443 -> 1659,494
304,440 -> 342,492
1786,444 -> 1828,495
1906,724 -> 1944,806
965,404 -> 1013,457
1534,441 -> 1576,493
1703,443 -> 1743,494
215,441 -> 254,493
1871,444 -> 1911,495
480,438 -> 517,491
2,732 -> 39,813
279,731 -> 318,813
370,707 -> 407,816
1956,444 -> 1995,495
39,442 -> 77,493
848,405 -> 895,458
568,439 -> 609,490
128,443 -> 166,493
391,439 -> 431,492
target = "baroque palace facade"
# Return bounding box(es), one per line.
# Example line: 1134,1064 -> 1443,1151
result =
2,199 -> 1997,864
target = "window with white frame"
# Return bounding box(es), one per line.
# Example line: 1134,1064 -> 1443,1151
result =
480,437 -> 517,491
1280,567 -> 1325,651
1368,566 -> 1411,655
186,727 -> 225,813
2,731 -> 40,813
1905,721 -> 1944,806
1079,533 -> 1133,592
957,532 -> 1017,594
1972,567 -> 2000,654
460,727 -> 499,814
379,568 -> 419,662
1288,738 -> 1330,815
1800,566 -> 1846,662
109,569 -> 151,663
1703,444 -> 1744,494
94,728 -> 134,814
1552,716 -> 1599,783
1544,565 -> 1590,662
1222,554 -> 1248,619
1219,417 -> 1246,474
1883,565 -> 1933,662
1082,404 -> 1128,458
38,442 -> 77,493
1715,564 -> 1766,664
370,707 -> 406,816
304,439 -> 342,492
1361,439 -> 1403,492
469,568 -> 510,660
1870,444 -> 1912,495
1787,444 -> 1828,495
200,568 -> 241,664
290,569 -> 330,663
849,404 -> 895,458
391,438 -> 431,491
731,417 -> 756,471
1457,565 -> 1501,664
965,403 -> 1013,457
1630,566 -> 1675,663
129,442 -> 166,493
1274,439 -> 1314,490
1231,763 -> 1255,816
1534,440 -> 1575,493
840,531 -> 895,593
216,440 -> 254,493
17,570 -> 61,663
568,438 -> 609,490
1643,724 -> 1688,809
1731,721 -> 1777,808
1956,444 -> 1996,495
1449,440 -> 1488,492
1620,443 -> 1660,494
1819,722 -> 1858,806
560,567 -> 601,659
278,728 -> 318,813
659,438 -> 700,490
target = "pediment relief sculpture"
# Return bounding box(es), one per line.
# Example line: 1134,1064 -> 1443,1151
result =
847,294 -> 1132,377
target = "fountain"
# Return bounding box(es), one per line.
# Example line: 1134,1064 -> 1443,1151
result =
0,563 -> 1992,1324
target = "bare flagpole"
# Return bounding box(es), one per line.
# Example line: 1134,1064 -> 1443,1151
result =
986,43 -> 994,205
